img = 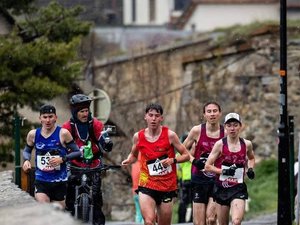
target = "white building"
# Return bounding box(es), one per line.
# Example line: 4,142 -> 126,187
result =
123,0 -> 300,32
123,0 -> 176,26
178,0 -> 279,32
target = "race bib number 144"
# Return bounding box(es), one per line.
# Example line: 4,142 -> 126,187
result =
147,159 -> 172,176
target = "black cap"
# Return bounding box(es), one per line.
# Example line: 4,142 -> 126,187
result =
40,104 -> 56,115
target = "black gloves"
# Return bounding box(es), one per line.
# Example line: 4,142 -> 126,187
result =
104,140 -> 113,152
246,168 -> 255,179
99,129 -> 114,152
192,158 -> 206,170
222,166 -> 237,176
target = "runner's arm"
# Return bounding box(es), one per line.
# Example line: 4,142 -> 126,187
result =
204,140 -> 223,175
168,130 -> 189,164
22,130 -> 35,171
246,140 -> 255,169
183,125 -> 200,162
122,132 -> 139,166
49,128 -> 82,165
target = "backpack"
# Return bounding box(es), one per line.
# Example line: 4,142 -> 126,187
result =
69,118 -> 103,158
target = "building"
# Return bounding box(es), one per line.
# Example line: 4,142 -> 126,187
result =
171,0 -> 300,32
123,0 -> 190,26
122,0 -> 300,32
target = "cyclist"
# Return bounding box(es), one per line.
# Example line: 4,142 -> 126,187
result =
22,104 -> 82,209
63,94 -> 113,225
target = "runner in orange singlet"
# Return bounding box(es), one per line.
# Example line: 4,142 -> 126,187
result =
122,103 -> 189,225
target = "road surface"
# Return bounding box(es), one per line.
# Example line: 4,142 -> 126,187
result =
106,213 -> 277,225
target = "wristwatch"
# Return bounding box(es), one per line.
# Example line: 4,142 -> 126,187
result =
62,155 -> 67,163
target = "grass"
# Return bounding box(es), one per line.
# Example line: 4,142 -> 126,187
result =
245,158 -> 278,219
172,201 -> 179,223
211,19 -> 300,46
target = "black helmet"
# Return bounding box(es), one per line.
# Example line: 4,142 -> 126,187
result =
70,94 -> 92,106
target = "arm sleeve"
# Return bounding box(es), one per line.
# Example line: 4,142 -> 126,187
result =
65,140 -> 82,160
66,151 -> 82,160
23,144 -> 33,161
66,140 -> 80,152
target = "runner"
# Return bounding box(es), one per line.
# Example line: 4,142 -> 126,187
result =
122,103 -> 189,225
183,101 -> 224,225
205,112 -> 255,225
22,104 -> 81,208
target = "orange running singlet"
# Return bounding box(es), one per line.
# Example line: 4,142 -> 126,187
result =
137,126 -> 177,191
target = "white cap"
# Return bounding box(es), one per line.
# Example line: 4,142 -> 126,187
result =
224,112 -> 242,124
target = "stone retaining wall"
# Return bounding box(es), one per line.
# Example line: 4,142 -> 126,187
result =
0,170 -> 81,225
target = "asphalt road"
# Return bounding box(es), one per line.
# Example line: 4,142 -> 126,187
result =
106,213 -> 277,225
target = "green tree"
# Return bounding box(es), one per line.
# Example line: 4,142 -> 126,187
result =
0,0 -> 92,163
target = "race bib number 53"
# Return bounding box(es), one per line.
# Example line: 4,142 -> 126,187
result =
37,152 -> 60,171
147,159 -> 172,176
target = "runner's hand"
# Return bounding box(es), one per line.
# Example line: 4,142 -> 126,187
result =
222,166 -> 237,176
22,160 -> 31,172
192,158 -> 206,170
246,168 -> 255,179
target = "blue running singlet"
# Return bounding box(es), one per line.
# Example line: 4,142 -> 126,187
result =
34,126 -> 68,182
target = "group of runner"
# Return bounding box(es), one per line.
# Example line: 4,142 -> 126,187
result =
122,102 -> 255,225
22,98 -> 255,225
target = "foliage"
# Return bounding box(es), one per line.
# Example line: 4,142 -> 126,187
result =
212,19 -> 300,46
18,2 -> 91,43
0,0 -> 36,15
0,0 -> 92,162
245,158 -> 278,219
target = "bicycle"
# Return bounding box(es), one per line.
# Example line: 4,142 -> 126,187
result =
69,163 -> 121,224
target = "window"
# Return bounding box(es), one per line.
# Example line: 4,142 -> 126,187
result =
149,0 -> 156,22
174,0 -> 191,11
132,0 -> 136,22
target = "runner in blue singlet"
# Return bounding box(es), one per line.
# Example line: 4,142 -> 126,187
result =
22,104 -> 81,209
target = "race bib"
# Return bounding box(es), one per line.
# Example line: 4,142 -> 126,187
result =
147,158 -> 172,176
37,152 -> 60,171
219,164 -> 244,183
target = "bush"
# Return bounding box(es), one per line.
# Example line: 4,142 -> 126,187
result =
245,158 -> 278,219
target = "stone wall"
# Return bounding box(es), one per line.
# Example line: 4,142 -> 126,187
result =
82,26 -> 300,220
90,25 -> 300,159
0,170 -> 81,225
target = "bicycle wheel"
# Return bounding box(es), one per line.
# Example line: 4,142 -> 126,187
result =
80,193 -> 90,222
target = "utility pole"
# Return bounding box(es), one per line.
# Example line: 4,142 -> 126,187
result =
277,0 -> 292,224
13,112 -> 22,187
289,116 -> 295,220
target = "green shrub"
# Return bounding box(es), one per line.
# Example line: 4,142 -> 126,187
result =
245,158 -> 278,219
